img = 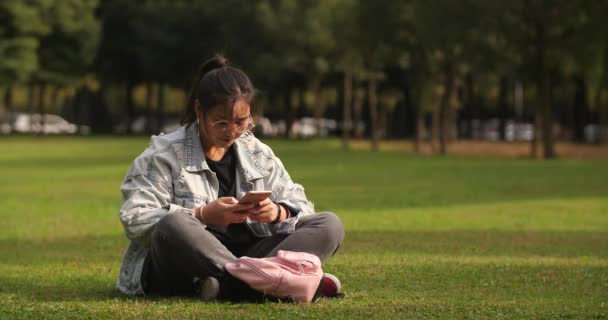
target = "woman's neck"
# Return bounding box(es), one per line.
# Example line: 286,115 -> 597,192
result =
204,145 -> 228,161
198,128 -> 230,161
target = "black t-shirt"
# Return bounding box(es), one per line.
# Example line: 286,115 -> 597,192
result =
205,146 -> 252,248
206,146 -> 236,198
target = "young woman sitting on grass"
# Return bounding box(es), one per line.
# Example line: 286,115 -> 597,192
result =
116,55 -> 344,302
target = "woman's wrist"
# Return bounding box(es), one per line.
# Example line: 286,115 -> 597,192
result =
271,202 -> 283,224
193,206 -> 206,224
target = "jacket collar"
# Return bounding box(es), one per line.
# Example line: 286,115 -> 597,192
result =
184,123 -> 268,181
234,134 -> 269,181
184,123 -> 209,173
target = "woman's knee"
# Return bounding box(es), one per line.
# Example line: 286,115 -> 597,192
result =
152,213 -> 193,245
314,212 -> 345,245
156,212 -> 191,232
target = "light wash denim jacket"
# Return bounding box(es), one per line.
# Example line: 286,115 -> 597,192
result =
116,123 -> 315,295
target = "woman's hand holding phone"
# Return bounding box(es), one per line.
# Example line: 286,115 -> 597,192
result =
196,191 -> 276,225
237,191 -> 272,205
245,198 -> 281,223
235,191 -> 279,223
198,197 -> 256,225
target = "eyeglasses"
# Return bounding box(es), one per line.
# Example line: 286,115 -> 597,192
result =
209,115 -> 255,134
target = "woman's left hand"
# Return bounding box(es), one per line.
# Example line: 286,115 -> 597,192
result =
245,198 -> 280,223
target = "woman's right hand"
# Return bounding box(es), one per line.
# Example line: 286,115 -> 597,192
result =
198,197 -> 255,225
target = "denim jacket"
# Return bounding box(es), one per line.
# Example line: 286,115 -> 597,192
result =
116,123 -> 315,295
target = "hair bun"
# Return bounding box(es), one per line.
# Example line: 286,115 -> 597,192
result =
199,54 -> 228,78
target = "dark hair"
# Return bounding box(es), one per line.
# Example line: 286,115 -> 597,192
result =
180,55 -> 256,125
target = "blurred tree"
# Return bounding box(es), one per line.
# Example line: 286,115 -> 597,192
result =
132,0 -> 226,133
479,0 -> 595,158
411,0 -> 480,155
0,0 -> 48,129
356,0 -> 406,151
306,1 -> 338,134
464,2 -> 525,142
96,0 -> 142,134
80,0 -> 607,151
215,1 -> 270,116
255,0 -> 334,137
33,0 -> 100,134
326,0 -> 363,149
567,1 -> 608,144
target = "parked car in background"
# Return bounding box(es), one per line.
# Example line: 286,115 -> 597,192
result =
290,117 -> 338,138
2,113 -> 79,134
253,116 -> 280,137
112,115 -> 182,135
477,118 -> 534,142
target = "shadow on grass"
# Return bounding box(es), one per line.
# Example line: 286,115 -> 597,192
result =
1,230 -> 606,267
0,234 -> 127,266
0,230 -> 606,302
342,230 -> 608,258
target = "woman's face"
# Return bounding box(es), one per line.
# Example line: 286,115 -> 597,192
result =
198,99 -> 251,149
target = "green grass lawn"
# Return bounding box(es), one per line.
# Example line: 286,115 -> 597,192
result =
0,136 -> 607,319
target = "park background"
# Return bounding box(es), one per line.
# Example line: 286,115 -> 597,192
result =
1,1 -> 607,319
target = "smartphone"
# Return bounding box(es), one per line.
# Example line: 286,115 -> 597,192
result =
238,191 -> 272,205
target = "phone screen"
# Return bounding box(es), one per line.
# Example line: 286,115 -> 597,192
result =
238,191 -> 272,204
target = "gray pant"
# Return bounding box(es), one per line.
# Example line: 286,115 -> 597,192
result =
143,212 -> 345,296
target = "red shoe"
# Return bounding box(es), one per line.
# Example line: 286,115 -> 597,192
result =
320,273 -> 342,297
312,273 -> 344,302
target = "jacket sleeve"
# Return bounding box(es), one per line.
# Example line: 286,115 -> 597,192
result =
264,149 -> 315,218
119,156 -> 191,246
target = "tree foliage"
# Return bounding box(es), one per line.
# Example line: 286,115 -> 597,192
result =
0,0 -> 606,151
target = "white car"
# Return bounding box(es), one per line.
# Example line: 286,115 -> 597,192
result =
12,113 -> 78,134
291,117 -> 338,138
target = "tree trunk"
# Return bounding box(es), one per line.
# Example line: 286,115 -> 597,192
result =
446,96 -> 457,143
498,76 -> 508,141
401,72 -> 416,139
531,106 -> 542,158
145,82 -> 154,134
517,81 -> 530,143
572,76 -> 587,143
431,93 -> 440,154
541,75 -> 555,158
75,86 -> 88,135
50,87 -> 60,117
380,105 -> 388,140
414,110 -> 424,153
412,80 -> 423,154
0,89 -> 5,124
533,74 -> 555,158
284,83 -> 294,138
156,83 -> 166,133
439,64 -> 454,155
592,52 -> 607,144
368,73 -> 379,151
37,84 -> 46,135
125,81 -> 136,135
3,85 -> 13,132
298,87 -> 306,118
353,84 -> 365,139
531,22 -> 543,159
311,76 -> 324,136
342,70 -> 353,149
463,73 -> 475,139
601,93 -> 608,144
514,80 -> 524,120
531,20 -> 555,159
27,84 -> 36,132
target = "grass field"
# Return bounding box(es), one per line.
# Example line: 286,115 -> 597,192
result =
0,136 -> 607,319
